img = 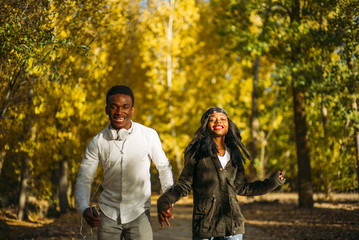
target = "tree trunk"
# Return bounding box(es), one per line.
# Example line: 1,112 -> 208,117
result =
17,87 -> 33,220
353,97 -> 359,189
166,0 -> 182,172
292,85 -> 313,208
17,155 -> 30,221
0,86 -> 12,120
355,129 -> 359,189
259,139 -> 267,179
123,3 -> 137,85
287,149 -> 297,191
249,56 -> 260,180
289,0 -> 313,208
0,61 -> 26,120
0,150 -> 4,177
320,94 -> 332,197
59,158 -> 70,213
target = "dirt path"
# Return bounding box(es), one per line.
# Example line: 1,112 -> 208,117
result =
151,203 -> 192,240
1,193 -> 358,239
151,203 -> 273,240
72,203 -> 270,240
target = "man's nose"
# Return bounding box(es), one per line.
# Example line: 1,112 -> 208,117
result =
116,107 -> 123,114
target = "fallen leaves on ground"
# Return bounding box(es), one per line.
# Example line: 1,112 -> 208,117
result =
1,193 -> 358,240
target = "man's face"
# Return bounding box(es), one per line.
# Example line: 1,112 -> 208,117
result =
106,94 -> 134,130
207,112 -> 229,137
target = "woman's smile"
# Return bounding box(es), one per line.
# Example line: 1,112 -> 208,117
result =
213,124 -> 224,130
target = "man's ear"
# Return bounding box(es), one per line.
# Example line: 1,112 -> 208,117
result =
105,105 -> 109,115
131,106 -> 135,115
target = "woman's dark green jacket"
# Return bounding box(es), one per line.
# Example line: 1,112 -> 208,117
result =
157,153 -> 285,239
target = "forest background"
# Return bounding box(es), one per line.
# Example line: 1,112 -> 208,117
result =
0,0 -> 358,221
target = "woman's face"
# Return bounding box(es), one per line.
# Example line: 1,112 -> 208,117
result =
207,112 -> 229,137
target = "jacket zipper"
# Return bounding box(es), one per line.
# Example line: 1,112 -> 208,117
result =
209,195 -> 216,222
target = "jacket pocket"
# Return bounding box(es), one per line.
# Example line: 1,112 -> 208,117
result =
193,195 -> 217,236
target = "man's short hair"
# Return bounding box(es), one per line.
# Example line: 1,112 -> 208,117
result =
106,85 -> 135,106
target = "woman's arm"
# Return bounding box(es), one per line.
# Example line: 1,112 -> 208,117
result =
235,169 -> 286,196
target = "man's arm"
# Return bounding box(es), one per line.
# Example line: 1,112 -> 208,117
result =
149,130 -> 174,192
75,139 -> 101,227
149,130 -> 175,227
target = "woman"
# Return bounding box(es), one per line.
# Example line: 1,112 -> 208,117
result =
157,107 -> 285,240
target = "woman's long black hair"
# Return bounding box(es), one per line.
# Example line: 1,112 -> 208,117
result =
184,107 -> 250,167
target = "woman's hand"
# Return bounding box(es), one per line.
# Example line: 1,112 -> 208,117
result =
158,204 -> 174,228
279,171 -> 286,181
270,170 -> 286,186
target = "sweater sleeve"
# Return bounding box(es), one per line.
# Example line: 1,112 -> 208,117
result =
235,169 -> 285,196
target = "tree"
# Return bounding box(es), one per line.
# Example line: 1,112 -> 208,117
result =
213,0 -> 288,181
0,0 -> 59,220
0,0 -> 64,121
140,0 -> 200,176
0,0 -> 94,217
329,0 -> 359,189
272,0 -> 316,207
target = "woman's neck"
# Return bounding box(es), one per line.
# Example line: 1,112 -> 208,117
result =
213,136 -> 226,151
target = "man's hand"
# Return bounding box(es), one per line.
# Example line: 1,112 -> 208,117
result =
83,207 -> 101,228
158,204 -> 174,228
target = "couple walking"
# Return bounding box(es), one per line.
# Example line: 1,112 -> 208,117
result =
75,85 -> 286,240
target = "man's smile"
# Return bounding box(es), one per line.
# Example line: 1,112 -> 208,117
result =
113,116 -> 125,123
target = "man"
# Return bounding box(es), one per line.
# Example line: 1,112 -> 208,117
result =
75,85 -> 173,240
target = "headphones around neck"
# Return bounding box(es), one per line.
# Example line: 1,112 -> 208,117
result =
117,128 -> 129,141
